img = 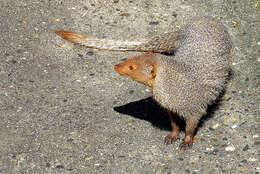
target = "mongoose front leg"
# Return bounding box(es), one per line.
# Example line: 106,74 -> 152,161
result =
180,117 -> 199,149
164,111 -> 180,145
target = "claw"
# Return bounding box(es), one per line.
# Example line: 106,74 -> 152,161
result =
179,136 -> 194,150
179,141 -> 193,150
164,133 -> 178,145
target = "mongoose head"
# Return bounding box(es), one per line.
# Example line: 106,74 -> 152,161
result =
114,52 -> 158,87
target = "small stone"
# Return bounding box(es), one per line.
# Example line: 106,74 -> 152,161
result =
151,161 -> 156,166
67,138 -> 73,142
120,13 -> 130,17
145,88 -> 151,92
212,123 -> 219,129
215,135 -> 221,139
231,124 -> 237,129
87,51 -> 94,56
225,145 -> 235,151
129,90 -> 134,94
206,147 -> 214,151
58,44 -> 66,48
56,165 -> 64,169
10,60 -> 17,64
253,134 -> 259,138
172,11 -> 177,17
232,20 -> 239,25
185,169 -> 190,173
248,157 -> 258,162
149,21 -> 159,25
242,144 -> 249,151
241,159 -> 247,163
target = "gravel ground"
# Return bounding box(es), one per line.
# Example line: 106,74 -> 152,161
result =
0,0 -> 259,173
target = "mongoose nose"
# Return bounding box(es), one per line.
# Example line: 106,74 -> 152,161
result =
114,64 -> 120,72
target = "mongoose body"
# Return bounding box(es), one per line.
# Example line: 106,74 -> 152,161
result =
56,17 -> 232,149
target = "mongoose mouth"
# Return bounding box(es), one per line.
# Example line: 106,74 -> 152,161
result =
114,64 -> 121,73
114,64 -> 126,76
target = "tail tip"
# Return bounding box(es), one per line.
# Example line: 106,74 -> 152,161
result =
54,30 -> 71,36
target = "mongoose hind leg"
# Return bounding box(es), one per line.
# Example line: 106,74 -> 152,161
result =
164,111 -> 180,145
179,117 -> 199,150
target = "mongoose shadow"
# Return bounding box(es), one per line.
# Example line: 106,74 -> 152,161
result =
114,97 -> 172,131
113,85 -> 229,134
113,97 -> 218,132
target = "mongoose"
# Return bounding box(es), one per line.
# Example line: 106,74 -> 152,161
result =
55,17 -> 232,149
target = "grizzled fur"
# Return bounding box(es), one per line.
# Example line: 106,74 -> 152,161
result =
56,16 -> 233,148
153,17 -> 232,120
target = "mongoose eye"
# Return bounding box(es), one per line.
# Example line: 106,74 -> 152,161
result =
129,65 -> 134,71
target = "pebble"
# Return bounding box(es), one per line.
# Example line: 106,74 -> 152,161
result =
253,134 -> 259,138
225,145 -> 236,151
145,88 -> 151,92
224,116 -> 237,124
212,123 -> 219,129
206,147 -> 214,151
232,20 -> 239,25
248,157 -> 258,162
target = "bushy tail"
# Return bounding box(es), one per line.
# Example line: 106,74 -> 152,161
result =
55,30 -> 180,53
55,30 -> 148,51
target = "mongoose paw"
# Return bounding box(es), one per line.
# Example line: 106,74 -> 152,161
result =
164,133 -> 179,145
179,138 -> 193,150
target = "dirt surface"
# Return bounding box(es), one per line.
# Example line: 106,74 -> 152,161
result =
0,0 -> 259,173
